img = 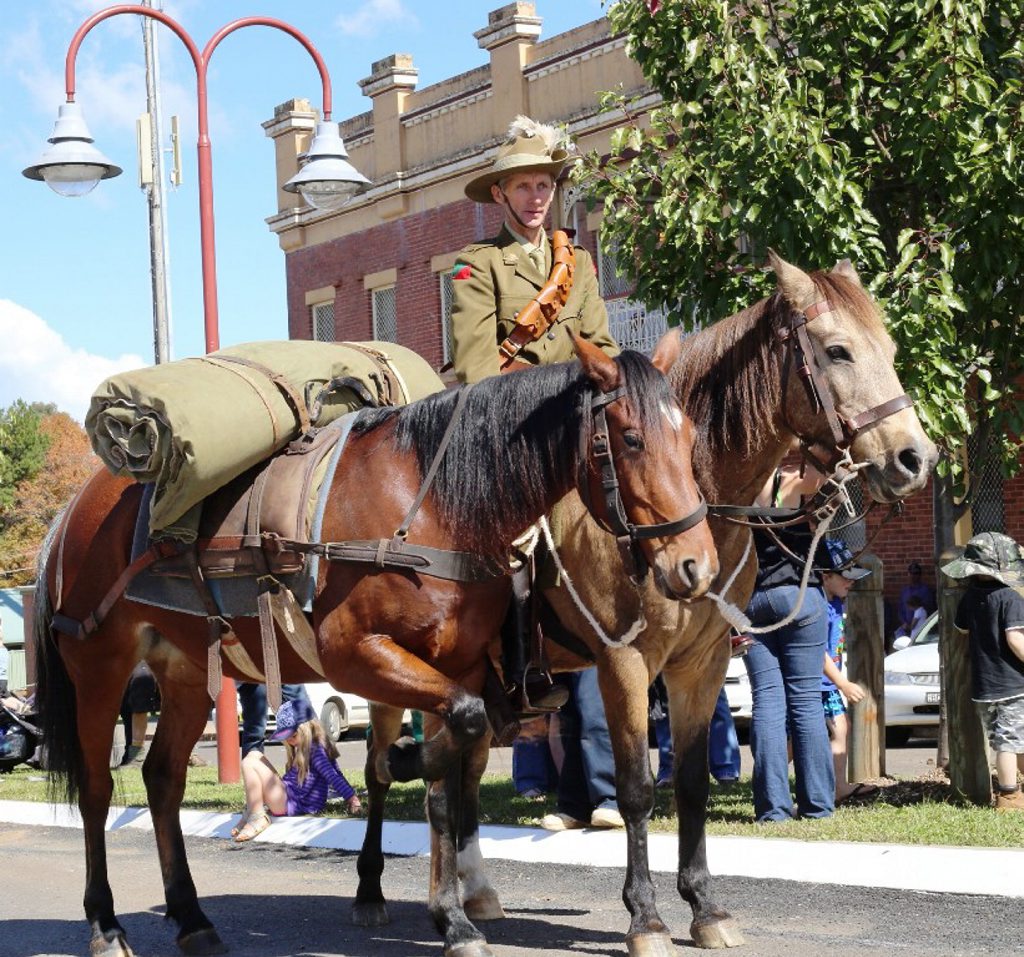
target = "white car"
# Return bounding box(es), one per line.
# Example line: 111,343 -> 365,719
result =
304,684 -> 371,742
884,611 -> 940,745
724,656 -> 752,727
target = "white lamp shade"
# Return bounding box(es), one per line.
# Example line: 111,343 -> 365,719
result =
283,121 -> 370,211
23,102 -> 122,197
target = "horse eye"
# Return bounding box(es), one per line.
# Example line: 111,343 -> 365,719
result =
623,431 -> 645,451
826,345 -> 852,362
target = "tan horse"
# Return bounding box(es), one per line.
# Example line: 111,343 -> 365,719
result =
412,252 -> 936,957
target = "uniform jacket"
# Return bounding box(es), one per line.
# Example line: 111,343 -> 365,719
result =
451,226 -> 619,384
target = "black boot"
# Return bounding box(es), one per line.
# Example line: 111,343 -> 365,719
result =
502,565 -> 567,714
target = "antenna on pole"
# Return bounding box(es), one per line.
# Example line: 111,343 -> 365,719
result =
141,0 -> 173,363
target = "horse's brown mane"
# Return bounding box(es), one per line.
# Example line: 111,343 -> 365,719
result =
671,268 -> 888,488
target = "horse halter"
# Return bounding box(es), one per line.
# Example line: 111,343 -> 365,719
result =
780,298 -> 914,473
580,384 -> 708,584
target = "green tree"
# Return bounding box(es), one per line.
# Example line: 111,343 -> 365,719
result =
585,0 -> 1023,538
0,401 -> 54,512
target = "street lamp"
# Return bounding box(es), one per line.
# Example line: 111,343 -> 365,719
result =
22,3 -> 370,784
282,120 -> 368,211
22,102 -> 122,197
22,3 -> 369,354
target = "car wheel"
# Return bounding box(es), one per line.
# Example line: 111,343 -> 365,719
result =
886,726 -> 911,748
320,700 -> 349,743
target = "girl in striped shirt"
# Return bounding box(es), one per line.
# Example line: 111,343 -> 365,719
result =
233,698 -> 362,842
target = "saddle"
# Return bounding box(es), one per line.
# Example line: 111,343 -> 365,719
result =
143,422 -> 351,707
148,424 -> 341,583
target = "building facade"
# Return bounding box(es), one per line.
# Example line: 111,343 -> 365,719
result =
263,1 -> 1021,619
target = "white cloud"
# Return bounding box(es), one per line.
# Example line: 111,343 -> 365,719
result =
335,0 -> 417,38
0,300 -> 147,424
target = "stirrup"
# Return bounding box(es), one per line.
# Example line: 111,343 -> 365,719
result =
512,668 -> 568,714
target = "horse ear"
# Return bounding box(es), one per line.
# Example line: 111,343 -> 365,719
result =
651,327 -> 682,375
767,248 -> 818,310
572,332 -> 620,393
831,258 -> 863,286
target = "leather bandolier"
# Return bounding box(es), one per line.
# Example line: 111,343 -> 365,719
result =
494,230 -> 581,726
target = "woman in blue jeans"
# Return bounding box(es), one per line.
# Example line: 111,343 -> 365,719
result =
743,464 -> 835,821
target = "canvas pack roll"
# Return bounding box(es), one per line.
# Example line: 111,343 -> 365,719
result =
86,339 -> 445,540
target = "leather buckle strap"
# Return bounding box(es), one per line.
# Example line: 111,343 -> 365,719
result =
629,499 -> 708,540
51,539 -> 184,641
841,393 -> 914,437
783,299 -> 917,458
580,382 -> 709,583
498,230 -> 576,368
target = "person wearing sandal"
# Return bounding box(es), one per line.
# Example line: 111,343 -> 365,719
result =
233,699 -> 363,842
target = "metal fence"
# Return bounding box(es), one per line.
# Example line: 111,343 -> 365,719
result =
606,298 -> 669,355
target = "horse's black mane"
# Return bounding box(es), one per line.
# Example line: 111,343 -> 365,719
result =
353,351 -> 672,558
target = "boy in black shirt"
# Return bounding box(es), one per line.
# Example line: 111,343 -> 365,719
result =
942,532 -> 1024,813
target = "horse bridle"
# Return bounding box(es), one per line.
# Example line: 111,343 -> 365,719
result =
580,384 -> 708,584
780,298 -> 914,474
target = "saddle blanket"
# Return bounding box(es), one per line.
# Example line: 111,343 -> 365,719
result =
124,413 -> 359,619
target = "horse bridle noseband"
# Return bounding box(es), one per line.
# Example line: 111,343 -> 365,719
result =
580,384 -> 708,584
780,298 -> 914,473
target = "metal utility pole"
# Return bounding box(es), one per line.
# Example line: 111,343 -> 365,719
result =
141,0 -> 173,363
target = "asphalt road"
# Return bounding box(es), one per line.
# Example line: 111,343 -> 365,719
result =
1,820 -> 1015,957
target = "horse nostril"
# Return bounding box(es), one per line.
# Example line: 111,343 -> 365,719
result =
897,446 -> 923,478
680,559 -> 698,591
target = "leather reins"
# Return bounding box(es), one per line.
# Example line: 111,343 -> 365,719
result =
780,298 -> 914,474
707,296 -> 915,555
579,384 -> 708,584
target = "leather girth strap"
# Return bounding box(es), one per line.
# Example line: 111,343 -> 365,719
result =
498,230 -> 576,368
51,539 -> 183,642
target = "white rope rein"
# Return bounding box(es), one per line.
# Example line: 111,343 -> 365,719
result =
539,515 -> 645,648
702,456 -> 865,636
527,455 -> 866,647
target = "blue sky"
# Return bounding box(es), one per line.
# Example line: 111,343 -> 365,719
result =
0,1 -> 607,421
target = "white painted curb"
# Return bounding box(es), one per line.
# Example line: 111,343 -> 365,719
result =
2,799 -> 1021,898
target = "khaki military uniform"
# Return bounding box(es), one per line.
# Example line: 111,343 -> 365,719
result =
451,226 -> 619,385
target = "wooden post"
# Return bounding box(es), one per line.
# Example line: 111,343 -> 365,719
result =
939,547 -> 992,805
846,552 -> 885,780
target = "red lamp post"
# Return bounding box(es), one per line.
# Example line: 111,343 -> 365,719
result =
23,4 -> 369,782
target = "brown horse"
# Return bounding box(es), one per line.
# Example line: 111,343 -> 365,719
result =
34,335 -> 717,957
411,252 -> 937,956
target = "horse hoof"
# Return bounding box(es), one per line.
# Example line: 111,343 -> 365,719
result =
177,927 -> 228,955
352,901 -> 390,927
445,940 -> 494,957
690,915 -> 745,949
90,930 -> 133,957
627,931 -> 676,957
464,889 -> 505,921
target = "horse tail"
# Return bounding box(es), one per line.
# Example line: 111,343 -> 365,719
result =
33,512 -> 83,805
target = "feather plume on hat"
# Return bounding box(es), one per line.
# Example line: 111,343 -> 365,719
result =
505,115 -> 574,154
464,115 -> 573,203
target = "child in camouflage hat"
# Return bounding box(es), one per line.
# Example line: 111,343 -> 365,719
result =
942,532 -> 1024,812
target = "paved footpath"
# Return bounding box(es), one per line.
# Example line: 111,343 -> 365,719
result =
42,722 -> 1012,902
2,796 -> 1021,901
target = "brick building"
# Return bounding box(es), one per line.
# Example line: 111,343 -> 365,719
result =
262,1 -> 1021,619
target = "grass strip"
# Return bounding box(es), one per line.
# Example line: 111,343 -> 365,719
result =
1,765 -> 1020,848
